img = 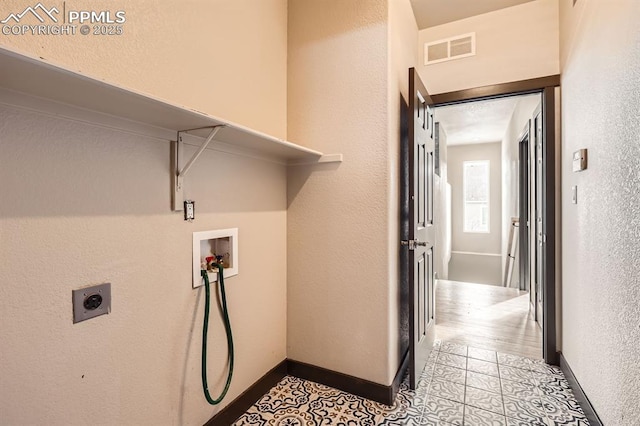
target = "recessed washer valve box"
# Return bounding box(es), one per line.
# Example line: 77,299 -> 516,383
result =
192,228 -> 238,288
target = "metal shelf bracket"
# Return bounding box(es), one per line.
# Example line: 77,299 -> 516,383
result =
171,125 -> 225,211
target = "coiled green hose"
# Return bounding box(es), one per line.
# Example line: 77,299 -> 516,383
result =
200,264 -> 234,405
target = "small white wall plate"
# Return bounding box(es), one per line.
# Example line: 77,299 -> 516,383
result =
192,228 -> 238,288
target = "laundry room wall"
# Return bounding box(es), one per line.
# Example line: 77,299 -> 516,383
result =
287,0 -> 424,386
286,0 -> 392,385
0,0 -> 287,138
0,2 -> 289,425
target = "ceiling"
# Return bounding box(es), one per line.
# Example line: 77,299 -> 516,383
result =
435,94 -> 539,146
410,0 -> 536,29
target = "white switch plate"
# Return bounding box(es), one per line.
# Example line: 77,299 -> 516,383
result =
572,186 -> 578,204
572,149 -> 588,172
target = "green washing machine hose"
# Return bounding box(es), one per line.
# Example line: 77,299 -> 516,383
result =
200,264 -> 234,405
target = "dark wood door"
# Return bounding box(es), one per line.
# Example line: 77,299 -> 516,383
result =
406,68 -> 436,389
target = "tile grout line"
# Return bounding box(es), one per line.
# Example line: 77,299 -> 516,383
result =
462,346 -> 468,425
532,359 -> 553,426
496,355 -> 508,424
501,353 -> 553,425
420,345 -> 435,423
423,343 -> 440,422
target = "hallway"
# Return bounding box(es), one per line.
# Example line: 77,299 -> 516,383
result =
435,280 -> 542,359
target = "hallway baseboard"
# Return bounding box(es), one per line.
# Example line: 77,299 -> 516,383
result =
205,354 -> 409,425
204,360 -> 288,426
559,352 -> 603,426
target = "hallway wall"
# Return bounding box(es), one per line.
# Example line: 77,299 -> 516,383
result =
559,0 -> 640,424
447,142 -> 502,286
417,0 -> 559,94
434,124 -> 451,281
500,95 -> 541,286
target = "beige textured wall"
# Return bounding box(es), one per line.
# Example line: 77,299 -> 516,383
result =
417,0 -> 559,94
387,0 -> 419,381
559,0 -> 586,70
0,1 -> 288,424
287,0 -> 393,385
447,142 -> 502,286
0,107 -> 287,425
559,0 -> 640,424
0,0 -> 288,139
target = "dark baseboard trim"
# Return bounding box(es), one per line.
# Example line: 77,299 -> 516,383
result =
391,349 -> 410,399
431,74 -> 561,105
287,359 -> 395,406
559,352 -> 603,426
205,355 -> 409,425
204,360 -> 287,426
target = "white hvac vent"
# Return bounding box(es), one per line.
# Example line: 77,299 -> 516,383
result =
424,33 -> 476,65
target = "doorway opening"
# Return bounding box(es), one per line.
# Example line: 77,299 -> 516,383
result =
430,88 -> 554,361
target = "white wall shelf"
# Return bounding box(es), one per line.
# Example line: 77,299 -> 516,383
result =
0,45 -> 341,165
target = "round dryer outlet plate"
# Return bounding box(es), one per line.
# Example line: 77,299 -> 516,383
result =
72,282 -> 111,323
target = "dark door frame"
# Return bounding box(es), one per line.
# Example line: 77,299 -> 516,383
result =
518,128 -> 530,293
431,75 -> 560,365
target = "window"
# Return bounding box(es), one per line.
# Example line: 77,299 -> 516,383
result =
463,160 -> 490,233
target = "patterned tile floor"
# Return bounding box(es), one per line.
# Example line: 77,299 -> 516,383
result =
234,340 -> 589,425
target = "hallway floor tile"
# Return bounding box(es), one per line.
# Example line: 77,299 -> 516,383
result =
233,341 -> 589,425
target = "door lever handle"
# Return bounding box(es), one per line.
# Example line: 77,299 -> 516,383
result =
401,239 -> 428,250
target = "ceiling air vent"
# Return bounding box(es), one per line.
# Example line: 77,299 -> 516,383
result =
424,33 -> 476,65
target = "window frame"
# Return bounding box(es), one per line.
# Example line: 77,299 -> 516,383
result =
462,159 -> 490,234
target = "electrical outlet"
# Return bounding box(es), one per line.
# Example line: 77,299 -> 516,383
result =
73,283 -> 111,323
184,200 -> 195,221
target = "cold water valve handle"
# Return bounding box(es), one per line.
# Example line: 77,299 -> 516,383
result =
200,264 -> 234,405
